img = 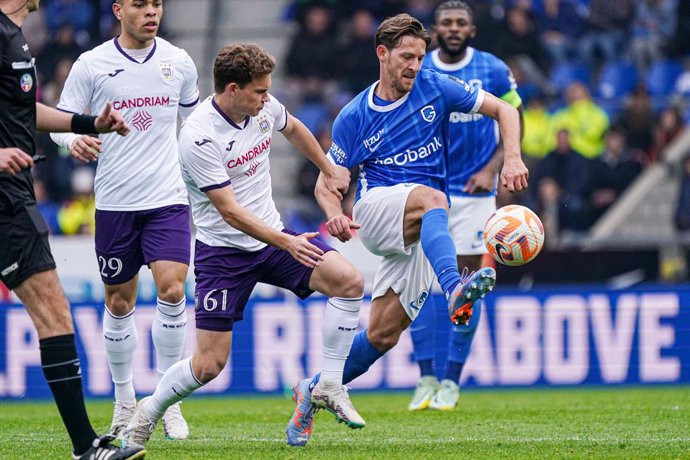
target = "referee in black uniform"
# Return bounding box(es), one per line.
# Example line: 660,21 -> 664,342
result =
0,1 -> 145,459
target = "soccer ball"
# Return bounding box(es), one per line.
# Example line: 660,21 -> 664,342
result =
483,205 -> 545,266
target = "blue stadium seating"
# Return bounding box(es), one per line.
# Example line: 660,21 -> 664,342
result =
549,61 -> 591,93
645,60 -> 683,96
596,61 -> 638,99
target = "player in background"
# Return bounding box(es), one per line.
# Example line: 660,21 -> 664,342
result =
0,1 -> 146,458
286,13 -> 529,446
122,42 -> 366,449
50,0 -> 199,441
407,0 -> 525,412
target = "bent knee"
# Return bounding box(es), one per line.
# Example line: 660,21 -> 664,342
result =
424,189 -> 448,211
367,328 -> 400,353
334,266 -> 365,298
194,355 -> 227,384
157,282 -> 186,304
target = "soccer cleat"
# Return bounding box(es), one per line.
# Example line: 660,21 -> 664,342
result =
429,379 -> 460,411
109,400 -> 136,440
72,434 -> 146,460
448,267 -> 496,326
407,375 -> 440,411
311,383 -> 366,429
162,402 -> 189,440
121,397 -> 159,448
286,378 -> 316,446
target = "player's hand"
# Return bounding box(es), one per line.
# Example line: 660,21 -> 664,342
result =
464,168 -> 495,194
94,102 -> 130,136
286,232 -> 325,268
324,165 -> 350,200
326,215 -> 361,242
0,148 -> 33,175
500,157 -> 529,192
70,135 -> 102,163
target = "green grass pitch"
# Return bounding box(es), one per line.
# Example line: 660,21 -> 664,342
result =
1,386 -> 689,459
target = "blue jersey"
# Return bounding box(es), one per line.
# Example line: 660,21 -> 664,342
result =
327,68 -> 484,202
423,47 -> 522,197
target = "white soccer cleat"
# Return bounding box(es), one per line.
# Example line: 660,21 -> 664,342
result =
407,376 -> 440,411
429,379 -> 460,411
121,396 -> 159,448
311,383 -> 366,429
162,402 -> 189,440
109,400 -> 137,440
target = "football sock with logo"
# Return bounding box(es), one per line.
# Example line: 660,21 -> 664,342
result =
420,209 -> 462,296
103,306 -> 138,403
446,300 -> 481,381
342,329 -> 385,385
146,357 -> 203,419
320,297 -> 363,387
152,297 -> 187,379
410,300 -> 435,377
40,334 -> 97,455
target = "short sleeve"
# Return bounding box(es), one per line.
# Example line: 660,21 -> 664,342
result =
492,57 -> 522,108
440,73 -> 485,115
179,130 -> 231,192
179,51 -> 200,108
56,55 -> 94,113
266,94 -> 288,131
327,113 -> 357,168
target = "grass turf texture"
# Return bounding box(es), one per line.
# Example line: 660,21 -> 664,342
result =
1,386 -> 688,459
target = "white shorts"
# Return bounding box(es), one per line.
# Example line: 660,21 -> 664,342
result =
353,184 -> 435,321
448,195 -> 497,255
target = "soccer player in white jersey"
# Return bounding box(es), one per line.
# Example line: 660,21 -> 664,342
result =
286,14 -> 529,446
50,0 -> 199,441
407,0 -> 525,412
121,42 -> 366,449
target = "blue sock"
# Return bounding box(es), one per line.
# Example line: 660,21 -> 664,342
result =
444,361 -> 464,383
342,329 -> 385,384
410,299 -> 435,376
420,209 -> 461,296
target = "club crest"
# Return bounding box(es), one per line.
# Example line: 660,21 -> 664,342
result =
159,63 -> 174,80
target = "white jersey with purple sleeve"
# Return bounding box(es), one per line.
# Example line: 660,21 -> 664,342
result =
55,37 -> 200,211
423,47 -> 522,197
327,68 -> 484,202
178,94 -> 288,251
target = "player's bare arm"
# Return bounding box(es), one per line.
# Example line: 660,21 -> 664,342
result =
281,113 -> 350,199
206,185 -> 324,268
36,102 -> 130,136
315,173 -> 361,243
476,93 -> 528,192
0,148 -> 33,175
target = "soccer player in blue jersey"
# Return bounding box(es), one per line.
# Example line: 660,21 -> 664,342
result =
407,0 -> 525,412
285,13 -> 528,446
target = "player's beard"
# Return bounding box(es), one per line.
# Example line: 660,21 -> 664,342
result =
437,33 -> 471,60
27,0 -> 39,12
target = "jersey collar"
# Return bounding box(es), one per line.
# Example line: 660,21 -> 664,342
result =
430,47 -> 474,72
211,98 -> 249,129
113,36 -> 157,64
367,82 -> 410,113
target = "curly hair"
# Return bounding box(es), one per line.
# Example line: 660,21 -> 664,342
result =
213,43 -> 276,93
375,14 -> 431,50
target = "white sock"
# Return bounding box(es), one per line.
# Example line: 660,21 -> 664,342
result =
152,297 -> 187,379
103,306 -> 138,402
144,357 -> 203,420
320,297 -> 362,387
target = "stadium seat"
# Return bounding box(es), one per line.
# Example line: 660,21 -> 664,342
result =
596,61 -> 638,99
549,61 -> 591,93
645,59 -> 683,96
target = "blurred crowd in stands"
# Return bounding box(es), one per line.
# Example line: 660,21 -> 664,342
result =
26,0 -> 690,242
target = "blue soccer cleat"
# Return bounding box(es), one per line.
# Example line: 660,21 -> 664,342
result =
286,378 -> 316,446
448,267 -> 496,326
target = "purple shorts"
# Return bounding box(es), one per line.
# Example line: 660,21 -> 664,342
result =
95,204 -> 191,285
193,230 -> 335,332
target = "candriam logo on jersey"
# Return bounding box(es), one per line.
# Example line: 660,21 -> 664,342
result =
113,96 -> 170,111
227,138 -> 271,169
131,110 -> 153,131
373,136 -> 442,166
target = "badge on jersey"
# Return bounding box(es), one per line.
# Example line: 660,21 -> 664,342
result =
257,115 -> 270,134
20,73 -> 33,92
159,63 -> 174,81
420,105 -> 436,123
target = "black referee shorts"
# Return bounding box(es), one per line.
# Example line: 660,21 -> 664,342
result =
0,203 -> 56,290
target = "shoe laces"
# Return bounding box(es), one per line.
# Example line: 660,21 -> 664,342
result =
112,401 -> 136,426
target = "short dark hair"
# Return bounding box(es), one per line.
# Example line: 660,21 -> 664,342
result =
375,14 -> 431,50
213,43 -> 276,93
435,1 -> 474,23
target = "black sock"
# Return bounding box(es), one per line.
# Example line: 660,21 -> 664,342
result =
39,334 -> 97,454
